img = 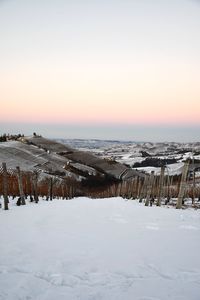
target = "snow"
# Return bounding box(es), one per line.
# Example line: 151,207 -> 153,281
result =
64,139 -> 200,176
134,162 -> 185,176
0,197 -> 200,300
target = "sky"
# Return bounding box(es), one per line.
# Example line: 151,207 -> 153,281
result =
0,0 -> 200,141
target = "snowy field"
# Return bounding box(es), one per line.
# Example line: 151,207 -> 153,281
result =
0,197 -> 200,300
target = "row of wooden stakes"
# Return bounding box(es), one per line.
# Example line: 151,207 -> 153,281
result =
0,161 -> 199,210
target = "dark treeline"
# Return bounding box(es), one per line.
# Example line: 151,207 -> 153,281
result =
0,133 -> 24,142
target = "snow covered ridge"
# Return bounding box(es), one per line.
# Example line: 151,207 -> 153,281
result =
0,136 -> 141,181
56,138 -> 200,176
0,197 -> 200,300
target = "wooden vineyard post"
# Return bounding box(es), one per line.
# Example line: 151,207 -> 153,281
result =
118,182 -> 123,197
192,169 -> 196,205
126,181 -> 131,198
157,166 -> 165,206
133,177 -> 139,199
122,181 -> 127,198
2,162 -> 9,210
112,184 -> 116,197
47,177 -> 53,200
130,180 -> 135,199
113,183 -> 118,197
127,180 -> 132,199
176,160 -> 190,209
70,184 -> 74,199
26,173 -> 32,197
61,182 -> 65,199
65,180 -> 70,199
16,166 -> 26,205
139,175 -> 148,202
166,173 -> 171,202
137,177 -> 143,199
165,175 -> 174,204
126,181 -> 131,199
130,178 -> 135,199
145,171 -> 155,206
108,185 -> 112,197
192,156 -> 196,205
32,172 -> 39,203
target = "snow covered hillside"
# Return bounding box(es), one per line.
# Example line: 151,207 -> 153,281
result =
56,139 -> 200,176
0,198 -> 200,300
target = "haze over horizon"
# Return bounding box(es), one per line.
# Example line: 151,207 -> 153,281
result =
0,0 -> 200,141
1,121 -> 200,143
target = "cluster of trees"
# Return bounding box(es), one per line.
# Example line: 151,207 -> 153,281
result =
33,132 -> 42,137
0,134 -> 7,142
133,157 -> 177,168
0,133 -> 24,142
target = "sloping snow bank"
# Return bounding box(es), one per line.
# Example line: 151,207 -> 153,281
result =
0,197 -> 200,300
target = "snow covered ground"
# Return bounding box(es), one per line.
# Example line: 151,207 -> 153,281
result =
0,197 -> 200,300
135,162 -> 185,176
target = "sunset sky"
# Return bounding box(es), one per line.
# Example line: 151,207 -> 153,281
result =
0,0 -> 200,141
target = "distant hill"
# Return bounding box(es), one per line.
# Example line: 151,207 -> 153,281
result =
0,135 -> 142,184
